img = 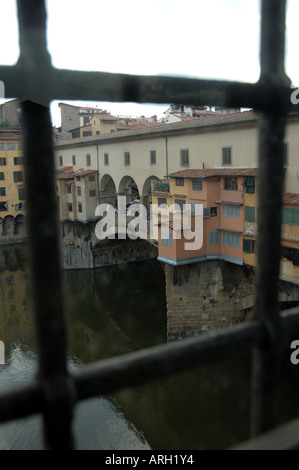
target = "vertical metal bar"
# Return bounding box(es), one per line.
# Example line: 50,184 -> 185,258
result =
251,0 -> 290,436
17,0 -> 75,449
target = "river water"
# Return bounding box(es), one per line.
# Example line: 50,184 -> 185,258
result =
0,244 -> 298,450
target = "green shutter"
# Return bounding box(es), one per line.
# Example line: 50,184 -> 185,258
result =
243,238 -> 251,253
245,206 -> 255,223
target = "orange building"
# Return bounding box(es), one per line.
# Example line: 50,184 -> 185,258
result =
153,168 -> 258,267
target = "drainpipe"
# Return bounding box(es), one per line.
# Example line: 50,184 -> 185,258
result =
96,145 -> 100,204
163,136 -> 168,177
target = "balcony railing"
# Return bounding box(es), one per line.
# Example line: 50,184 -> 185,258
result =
152,181 -> 170,193
219,189 -> 243,204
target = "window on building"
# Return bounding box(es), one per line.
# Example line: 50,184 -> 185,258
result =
13,171 -> 24,183
0,144 -> 5,150
104,153 -> 109,166
67,203 -> 73,212
222,147 -> 232,165
245,206 -> 256,223
66,185 -> 72,194
7,143 -> 16,151
18,187 -> 25,200
14,157 -> 24,165
77,186 -> 81,197
209,231 -> 220,245
0,187 -> 6,196
282,208 -> 299,226
150,151 -> 156,165
0,173 -> 4,181
72,155 -> 76,166
162,232 -> 172,247
222,231 -> 240,248
86,154 -> 91,166
59,156 -> 63,167
222,204 -> 240,218
180,149 -> 189,167
0,158 -> 6,165
88,175 -> 95,182
175,199 -> 186,210
83,131 -> 92,137
158,197 -> 167,206
175,178 -> 184,186
96,131 -> 100,135
224,176 -> 238,191
17,143 -> 23,150
210,207 -> 218,217
78,203 -> 83,213
243,238 -> 257,254
89,190 -> 96,197
71,130 -> 80,139
203,207 -> 211,218
244,176 -> 255,193
192,180 -> 202,191
124,152 -> 130,166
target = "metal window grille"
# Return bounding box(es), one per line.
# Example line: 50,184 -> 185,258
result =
180,149 -> 189,167
0,0 -> 299,451
222,147 -> 232,165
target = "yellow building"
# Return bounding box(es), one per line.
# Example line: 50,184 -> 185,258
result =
56,166 -> 99,223
68,113 -> 118,139
0,129 -> 25,218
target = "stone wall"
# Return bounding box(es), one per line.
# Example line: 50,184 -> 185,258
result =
164,260 -> 299,341
60,220 -> 158,270
164,260 -> 255,341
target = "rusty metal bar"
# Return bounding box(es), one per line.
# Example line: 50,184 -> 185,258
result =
17,0 -> 75,450
251,0 -> 290,437
1,64 -> 295,112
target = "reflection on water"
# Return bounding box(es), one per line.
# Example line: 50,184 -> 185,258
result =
0,244 -> 299,450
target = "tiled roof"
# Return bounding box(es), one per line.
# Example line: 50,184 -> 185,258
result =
93,113 -> 117,121
56,166 -> 98,179
55,110 -> 259,147
75,169 -> 97,176
56,166 -> 74,179
283,193 -> 299,205
167,168 -> 259,178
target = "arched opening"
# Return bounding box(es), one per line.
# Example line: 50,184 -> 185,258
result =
141,175 -> 160,210
118,176 -> 140,205
99,174 -> 117,207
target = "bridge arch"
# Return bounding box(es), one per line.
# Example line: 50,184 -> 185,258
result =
141,175 -> 160,210
118,176 -> 140,204
99,174 -> 117,206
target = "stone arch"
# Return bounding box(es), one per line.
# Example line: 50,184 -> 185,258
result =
141,175 -> 160,210
99,174 -> 117,206
118,176 -> 140,204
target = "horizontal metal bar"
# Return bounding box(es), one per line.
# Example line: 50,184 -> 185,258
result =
0,382 -> 42,423
0,307 -> 298,426
0,64 -> 296,111
231,417 -> 299,450
73,320 -> 264,401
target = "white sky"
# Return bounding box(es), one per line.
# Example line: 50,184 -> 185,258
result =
0,0 -> 299,126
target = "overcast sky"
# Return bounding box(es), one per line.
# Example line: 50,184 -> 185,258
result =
0,0 -> 299,126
